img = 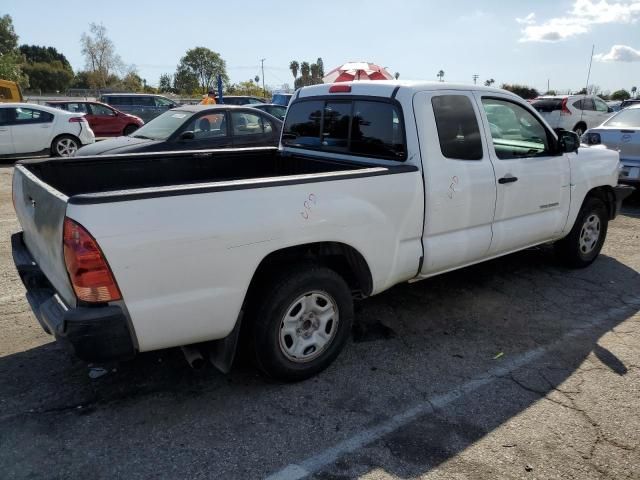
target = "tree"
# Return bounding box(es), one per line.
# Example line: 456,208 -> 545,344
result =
316,58 -> 324,78
0,52 -> 28,85
177,47 -> 228,94
22,62 -> 73,92
300,61 -> 310,86
632,86 -> 637,98
80,23 -> 123,89
0,14 -> 18,55
158,73 -> 173,93
226,80 -> 269,97
310,63 -> 320,83
394,72 -> 400,80
289,61 -> 299,81
500,83 -> 539,99
484,78 -> 495,87
19,45 -> 73,72
610,89 -> 631,101
173,64 -> 199,94
122,70 -> 143,91
544,90 -> 557,95
437,70 -> 444,82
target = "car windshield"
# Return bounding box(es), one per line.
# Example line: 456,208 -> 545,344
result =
130,110 -> 192,140
604,108 -> 640,128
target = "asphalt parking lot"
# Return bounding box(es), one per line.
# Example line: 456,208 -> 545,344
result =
0,163 -> 639,480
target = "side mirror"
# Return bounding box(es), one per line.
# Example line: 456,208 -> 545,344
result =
180,131 -> 195,141
555,129 -> 580,153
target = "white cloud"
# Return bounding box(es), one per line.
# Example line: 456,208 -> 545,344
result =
594,44 -> 640,61
518,0 -> 640,42
516,13 -> 536,25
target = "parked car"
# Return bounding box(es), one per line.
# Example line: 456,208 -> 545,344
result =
216,95 -> 265,105
99,93 -> 179,123
606,100 -> 622,112
247,103 -> 287,120
11,81 -> 632,381
531,95 -> 613,135
272,93 -> 293,106
0,79 -> 23,103
620,99 -> 640,110
45,101 -> 144,137
75,105 -> 282,156
0,103 -> 94,158
582,104 -> 640,185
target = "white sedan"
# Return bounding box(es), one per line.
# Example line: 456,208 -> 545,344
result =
0,103 -> 95,158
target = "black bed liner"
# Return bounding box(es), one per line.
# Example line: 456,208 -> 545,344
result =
18,147 -> 418,205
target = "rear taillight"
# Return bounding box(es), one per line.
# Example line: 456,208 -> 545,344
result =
329,84 -> 352,93
69,116 -> 86,123
63,217 -> 121,303
582,132 -> 601,145
560,98 -> 571,115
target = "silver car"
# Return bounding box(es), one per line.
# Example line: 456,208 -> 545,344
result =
582,104 -> 640,185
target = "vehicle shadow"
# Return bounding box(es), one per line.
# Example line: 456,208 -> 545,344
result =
0,247 -> 639,479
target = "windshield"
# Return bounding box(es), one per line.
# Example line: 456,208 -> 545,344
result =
604,108 -> 640,128
130,110 -> 192,140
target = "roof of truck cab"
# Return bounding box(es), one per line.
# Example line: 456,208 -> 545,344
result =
296,80 -> 522,99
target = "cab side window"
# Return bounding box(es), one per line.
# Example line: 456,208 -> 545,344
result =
481,98 -> 550,160
431,95 -> 483,160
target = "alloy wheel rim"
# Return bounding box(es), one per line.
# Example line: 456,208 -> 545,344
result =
57,138 -> 78,156
579,214 -> 601,254
279,291 -> 339,363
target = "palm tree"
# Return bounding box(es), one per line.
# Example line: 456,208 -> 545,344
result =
300,62 -> 311,86
484,78 -> 495,87
632,86 -> 637,98
394,72 -> 400,80
289,61 -> 299,82
437,70 -> 445,82
310,63 -> 320,84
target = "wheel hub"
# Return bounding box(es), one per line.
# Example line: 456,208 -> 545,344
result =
279,291 -> 339,363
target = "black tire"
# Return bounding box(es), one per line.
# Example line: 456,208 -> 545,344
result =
51,134 -> 80,157
573,123 -> 587,136
123,124 -> 139,136
249,265 -> 354,382
555,196 -> 608,268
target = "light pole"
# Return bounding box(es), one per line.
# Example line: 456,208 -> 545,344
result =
260,58 -> 266,98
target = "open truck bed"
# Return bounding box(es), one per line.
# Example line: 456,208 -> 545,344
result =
19,147 -> 392,204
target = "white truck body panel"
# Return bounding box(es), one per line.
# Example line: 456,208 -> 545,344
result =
12,80 -> 623,358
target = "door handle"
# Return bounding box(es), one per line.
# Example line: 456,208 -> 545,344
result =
498,175 -> 518,184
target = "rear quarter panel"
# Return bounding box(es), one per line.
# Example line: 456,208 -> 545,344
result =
65,171 -> 424,351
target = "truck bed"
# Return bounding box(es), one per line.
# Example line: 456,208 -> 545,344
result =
18,147 -> 383,202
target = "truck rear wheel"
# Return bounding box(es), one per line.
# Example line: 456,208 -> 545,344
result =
555,196 -> 608,268
250,265 -> 353,381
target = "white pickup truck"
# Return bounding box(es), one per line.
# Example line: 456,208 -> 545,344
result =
12,81 -> 633,381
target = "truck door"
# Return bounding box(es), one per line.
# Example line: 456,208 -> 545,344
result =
413,91 -> 497,275
474,94 -> 571,255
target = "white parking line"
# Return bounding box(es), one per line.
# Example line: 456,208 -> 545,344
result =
265,302 -> 638,480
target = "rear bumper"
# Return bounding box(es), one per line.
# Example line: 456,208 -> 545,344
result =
12,232 -> 135,362
612,184 -> 635,218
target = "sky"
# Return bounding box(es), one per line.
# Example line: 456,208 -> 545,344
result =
4,0 -> 640,94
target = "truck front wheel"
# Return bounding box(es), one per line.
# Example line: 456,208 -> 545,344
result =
555,196 -> 608,268
250,266 -> 354,381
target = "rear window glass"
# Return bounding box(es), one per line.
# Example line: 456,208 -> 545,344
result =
431,95 -> 483,160
283,99 -> 406,160
604,108 -> 640,128
531,98 -> 563,112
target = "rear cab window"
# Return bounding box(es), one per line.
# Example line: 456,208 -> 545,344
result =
282,98 -> 406,161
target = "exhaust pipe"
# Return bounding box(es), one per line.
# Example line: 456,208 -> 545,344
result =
181,345 -> 205,370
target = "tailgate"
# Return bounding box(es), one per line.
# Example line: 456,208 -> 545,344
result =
12,165 -> 76,307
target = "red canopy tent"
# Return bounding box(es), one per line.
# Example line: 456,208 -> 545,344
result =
322,62 -> 394,83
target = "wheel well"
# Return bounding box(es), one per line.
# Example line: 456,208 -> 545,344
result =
586,185 -> 616,219
573,121 -> 587,131
245,242 -> 373,304
50,133 -> 80,151
123,124 -> 139,133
